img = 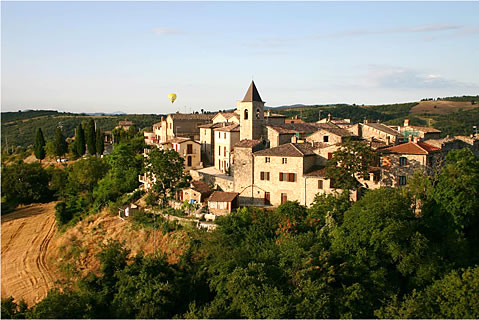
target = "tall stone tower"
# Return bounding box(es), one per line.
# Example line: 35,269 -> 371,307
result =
237,81 -> 265,140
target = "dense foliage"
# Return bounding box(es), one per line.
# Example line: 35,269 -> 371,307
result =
4,148 -> 478,319
1,111 -> 164,147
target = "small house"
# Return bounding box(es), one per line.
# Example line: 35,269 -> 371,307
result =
207,191 -> 239,216
178,180 -> 212,204
118,203 -> 139,220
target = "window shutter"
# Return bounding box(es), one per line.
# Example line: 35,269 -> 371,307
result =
279,173 -> 283,181
260,172 -> 264,180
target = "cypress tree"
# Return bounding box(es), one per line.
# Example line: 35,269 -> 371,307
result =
53,127 -> 68,160
34,128 -> 46,162
75,123 -> 86,156
86,119 -> 96,155
96,129 -> 104,156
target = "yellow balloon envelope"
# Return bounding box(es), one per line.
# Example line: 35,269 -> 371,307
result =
168,93 -> 177,104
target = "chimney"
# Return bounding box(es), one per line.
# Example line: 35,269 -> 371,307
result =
404,119 -> 409,127
364,119 -> 369,124
161,116 -> 164,121
328,113 -> 331,122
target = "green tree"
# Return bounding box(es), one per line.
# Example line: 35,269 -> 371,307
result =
377,266 -> 479,319
146,149 -> 185,206
96,129 -> 104,156
34,128 -> 46,162
28,289 -> 86,319
45,140 -> 55,158
1,162 -> 51,206
1,296 -> 28,319
69,156 -> 107,192
53,127 -> 68,160
325,140 -> 376,190
85,119 -> 96,155
75,123 -> 86,156
331,188 -> 442,317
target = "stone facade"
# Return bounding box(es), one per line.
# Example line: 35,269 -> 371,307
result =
214,125 -> 240,174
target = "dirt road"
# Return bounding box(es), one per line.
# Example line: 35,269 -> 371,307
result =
1,203 -> 60,306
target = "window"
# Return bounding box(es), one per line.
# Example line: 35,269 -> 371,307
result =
328,153 -> 333,160
260,172 -> 270,181
224,146 -> 227,157
265,157 -> 270,163
324,135 -> 329,143
187,144 -> 193,154
224,132 -> 226,139
279,172 -> 295,182
399,157 -> 407,166
281,193 -> 288,204
256,108 -> 260,119
399,176 -> 407,186
244,109 -> 248,120
264,192 -> 270,205
282,157 -> 287,164
318,180 -> 323,189
218,146 -> 221,156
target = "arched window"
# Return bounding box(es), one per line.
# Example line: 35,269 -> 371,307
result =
244,109 -> 248,120
256,108 -> 260,119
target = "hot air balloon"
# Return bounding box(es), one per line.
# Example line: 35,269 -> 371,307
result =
168,93 -> 177,104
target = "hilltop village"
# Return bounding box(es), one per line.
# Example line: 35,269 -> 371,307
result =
139,81 -> 479,218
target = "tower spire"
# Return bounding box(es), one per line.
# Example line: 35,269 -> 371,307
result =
242,80 -> 263,103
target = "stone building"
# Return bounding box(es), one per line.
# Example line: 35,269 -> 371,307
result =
212,112 -> 240,124
350,121 -> 403,145
178,180 -> 212,204
398,119 -> 442,140
199,122 -> 223,166
378,141 -> 441,187
160,137 -> 202,170
214,123 -> 240,174
237,81 -> 265,141
208,191 -> 239,216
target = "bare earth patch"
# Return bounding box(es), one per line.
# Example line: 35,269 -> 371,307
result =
2,203 -> 189,306
410,100 -> 477,115
1,203 -> 60,306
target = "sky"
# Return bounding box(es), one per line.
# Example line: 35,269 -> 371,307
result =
1,1 -> 479,114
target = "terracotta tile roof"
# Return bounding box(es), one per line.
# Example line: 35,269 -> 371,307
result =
168,113 -> 215,120
403,125 -> 441,133
318,125 -> 355,137
198,122 -> 224,129
213,112 -> 239,120
304,166 -> 327,177
118,121 -> 133,126
234,139 -> 263,148
214,124 -> 240,132
363,122 -> 401,136
267,123 -> 322,134
242,81 -> 263,102
208,191 -> 239,203
167,137 -> 198,144
379,141 -> 440,155
254,143 -> 316,157
190,180 -> 211,194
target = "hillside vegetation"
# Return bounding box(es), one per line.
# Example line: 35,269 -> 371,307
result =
274,96 -> 479,137
1,112 -> 164,147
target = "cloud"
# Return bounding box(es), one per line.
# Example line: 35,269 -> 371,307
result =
319,24 -> 464,39
363,65 -> 477,90
152,28 -> 183,35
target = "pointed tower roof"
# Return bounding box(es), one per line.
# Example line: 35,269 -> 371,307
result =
242,81 -> 263,102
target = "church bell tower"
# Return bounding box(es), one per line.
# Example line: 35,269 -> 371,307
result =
237,81 -> 265,140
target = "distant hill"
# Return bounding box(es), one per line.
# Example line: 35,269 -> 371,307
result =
1,110 -> 163,147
